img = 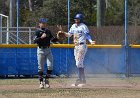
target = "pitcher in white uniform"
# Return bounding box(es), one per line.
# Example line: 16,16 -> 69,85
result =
64,13 -> 95,87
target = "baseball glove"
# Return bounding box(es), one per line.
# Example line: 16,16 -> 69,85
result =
57,31 -> 66,39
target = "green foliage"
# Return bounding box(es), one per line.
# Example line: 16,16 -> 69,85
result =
43,0 -> 68,25
20,0 -> 97,26
70,0 -> 96,25
0,0 -> 8,15
105,0 -> 124,25
128,0 -> 140,25
2,0 -> 140,27
21,0 -> 124,26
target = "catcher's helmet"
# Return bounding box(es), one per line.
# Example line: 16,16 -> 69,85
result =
74,13 -> 83,21
39,18 -> 48,23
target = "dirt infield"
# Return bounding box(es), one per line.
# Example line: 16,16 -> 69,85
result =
0,77 -> 140,98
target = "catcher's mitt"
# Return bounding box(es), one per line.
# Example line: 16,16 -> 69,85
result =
57,31 -> 66,39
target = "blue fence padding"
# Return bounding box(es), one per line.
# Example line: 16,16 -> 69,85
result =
129,48 -> 140,74
0,48 -> 17,75
16,48 -> 36,75
0,47 -> 139,75
84,48 -> 125,74
51,48 -> 74,75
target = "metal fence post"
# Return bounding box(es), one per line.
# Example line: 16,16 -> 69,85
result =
0,16 -> 2,44
6,17 -> 9,44
68,0 -> 70,44
16,0 -> 19,44
124,0 -> 129,77
29,27 -> 32,44
66,0 -> 70,75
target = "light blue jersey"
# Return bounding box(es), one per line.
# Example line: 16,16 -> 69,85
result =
69,23 -> 92,44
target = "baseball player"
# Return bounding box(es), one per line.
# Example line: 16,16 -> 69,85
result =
58,13 -> 95,87
34,18 -> 58,89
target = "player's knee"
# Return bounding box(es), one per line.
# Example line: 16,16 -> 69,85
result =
38,65 -> 44,71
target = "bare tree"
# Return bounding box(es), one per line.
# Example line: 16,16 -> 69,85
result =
9,0 -> 16,27
28,0 -> 33,11
97,0 -> 106,27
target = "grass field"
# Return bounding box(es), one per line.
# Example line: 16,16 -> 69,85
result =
0,77 -> 140,98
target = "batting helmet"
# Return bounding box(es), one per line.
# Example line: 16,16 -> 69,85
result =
74,13 -> 84,22
39,18 -> 48,23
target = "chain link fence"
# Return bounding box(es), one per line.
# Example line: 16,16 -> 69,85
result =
1,26 -> 140,44
0,26 -> 124,44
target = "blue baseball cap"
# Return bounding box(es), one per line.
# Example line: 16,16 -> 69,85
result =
74,13 -> 83,20
39,18 -> 48,23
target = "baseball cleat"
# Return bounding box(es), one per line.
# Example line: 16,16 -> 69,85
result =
71,79 -> 86,87
39,81 -> 44,89
71,83 -> 76,87
45,79 -> 50,88
71,79 -> 82,87
77,83 -> 85,87
45,84 -> 50,88
75,79 -> 81,86
71,83 -> 86,87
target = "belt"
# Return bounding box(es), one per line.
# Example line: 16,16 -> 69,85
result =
38,46 -> 49,49
75,42 -> 86,46
79,42 -> 85,45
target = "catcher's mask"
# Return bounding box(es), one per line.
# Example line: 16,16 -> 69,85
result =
39,18 -> 48,23
74,14 -> 83,22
